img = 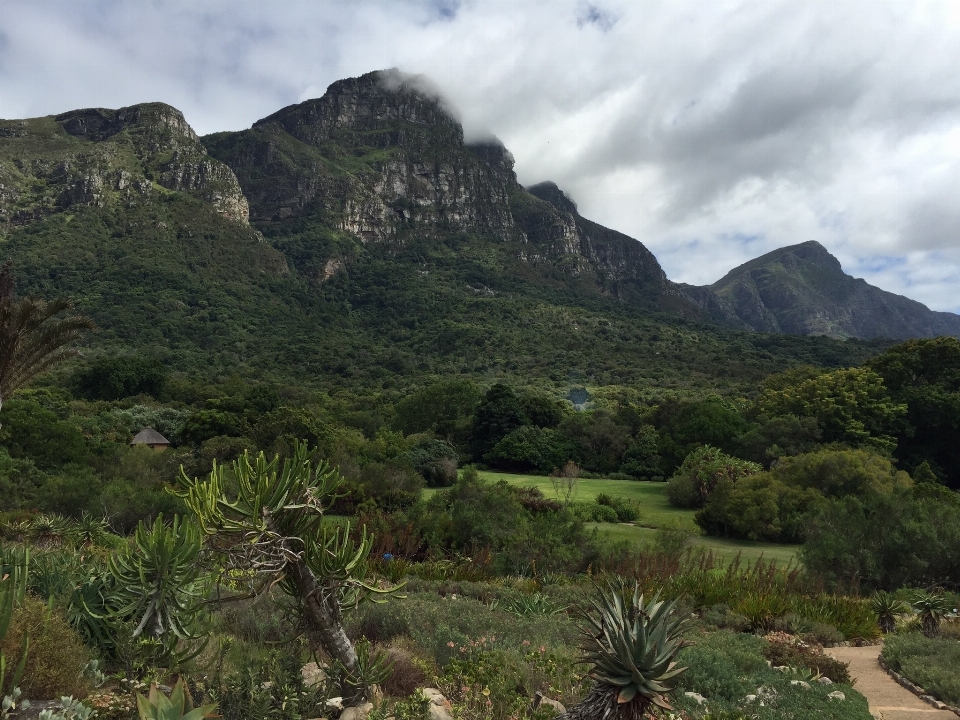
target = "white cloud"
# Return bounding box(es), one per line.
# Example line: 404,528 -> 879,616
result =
4,0 -> 960,311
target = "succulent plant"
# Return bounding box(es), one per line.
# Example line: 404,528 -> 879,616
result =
871,591 -> 909,634
558,580 -> 691,720
912,591 -> 953,638
136,678 -> 217,720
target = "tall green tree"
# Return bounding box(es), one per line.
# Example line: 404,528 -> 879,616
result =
0,263 -> 92,416
753,366 -> 905,450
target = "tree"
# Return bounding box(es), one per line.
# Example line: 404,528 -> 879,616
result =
0,263 -> 92,416
174,443 -> 397,704
753,367 -> 905,451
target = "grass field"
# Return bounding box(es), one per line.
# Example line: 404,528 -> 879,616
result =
422,470 -> 800,566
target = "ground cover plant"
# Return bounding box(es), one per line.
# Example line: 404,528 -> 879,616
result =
882,630 -> 960,706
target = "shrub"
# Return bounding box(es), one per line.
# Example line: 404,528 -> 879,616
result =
1,594 -> 91,698
348,599 -> 411,645
882,633 -> 960,706
666,446 -> 761,509
380,639 -> 432,698
762,633 -> 851,684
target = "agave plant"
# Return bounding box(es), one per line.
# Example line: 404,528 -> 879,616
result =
558,580 -> 691,720
29,514 -> 76,550
75,514 -> 111,549
871,591 -> 909,634
136,678 -> 216,720
912,591 -> 953,638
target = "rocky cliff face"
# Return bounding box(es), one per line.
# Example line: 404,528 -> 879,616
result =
204,69 -> 677,305
683,241 -> 960,339
0,103 -> 249,230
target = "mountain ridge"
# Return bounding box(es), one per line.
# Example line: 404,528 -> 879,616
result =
681,240 -> 960,339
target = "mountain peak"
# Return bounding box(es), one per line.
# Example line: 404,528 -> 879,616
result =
690,240 -> 960,339
253,68 -> 462,145
526,181 -> 578,216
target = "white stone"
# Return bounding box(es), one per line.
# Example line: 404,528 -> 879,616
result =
539,697 -> 566,713
326,697 -> 344,711
744,694 -> 758,703
817,677 -> 833,685
683,692 -> 707,705
827,691 -> 846,701
790,680 -> 811,689
421,688 -> 446,706
301,662 -> 327,688
339,702 -> 374,720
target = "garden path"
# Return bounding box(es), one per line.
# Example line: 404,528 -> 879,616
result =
825,645 -> 955,720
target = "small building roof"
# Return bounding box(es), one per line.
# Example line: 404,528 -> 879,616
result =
131,427 -> 170,446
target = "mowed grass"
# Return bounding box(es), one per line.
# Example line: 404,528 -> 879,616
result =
422,470 -> 800,566
476,470 -> 700,531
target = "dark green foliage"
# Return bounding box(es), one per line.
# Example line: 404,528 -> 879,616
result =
470,384 -> 528,460
404,438 -> 459,487
696,473 -> 825,542
618,424 -> 662,480
72,355 -> 167,400
486,426 -> 574,473
654,396 -> 750,475
801,483 -> 960,591
666,446 -> 762,509
393,380 -> 481,452
868,337 -> 960,489
753,366 -> 904,450
734,414 -> 821,467
0,398 -> 89,470
770,447 -> 913,499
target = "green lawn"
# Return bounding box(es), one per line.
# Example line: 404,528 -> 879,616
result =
475,470 -> 700,531
424,470 -> 800,566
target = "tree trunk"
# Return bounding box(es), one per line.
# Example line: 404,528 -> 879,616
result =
288,557 -> 366,705
555,685 -> 652,720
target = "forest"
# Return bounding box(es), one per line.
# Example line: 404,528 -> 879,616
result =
3,255 -> 960,719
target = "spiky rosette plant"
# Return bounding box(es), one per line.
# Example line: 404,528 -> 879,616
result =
871,591 -> 909,634
912,591 -> 953,638
558,581 -> 692,720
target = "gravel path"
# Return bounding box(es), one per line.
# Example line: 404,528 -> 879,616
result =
825,645 -> 955,720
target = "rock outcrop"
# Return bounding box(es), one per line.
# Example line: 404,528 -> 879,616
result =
204,69 -> 681,308
0,103 -> 249,229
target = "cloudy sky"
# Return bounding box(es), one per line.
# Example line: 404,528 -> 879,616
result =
4,1 -> 960,311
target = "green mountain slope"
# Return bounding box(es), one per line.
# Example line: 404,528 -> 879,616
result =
0,72 -> 892,394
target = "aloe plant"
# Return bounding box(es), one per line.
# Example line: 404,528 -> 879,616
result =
871,591 -> 909,634
912,591 -> 953,638
136,678 -> 216,720
558,580 -> 691,719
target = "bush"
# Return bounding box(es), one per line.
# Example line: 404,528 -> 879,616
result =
762,632 -> 851,684
1,594 -> 91,698
348,599 -> 411,645
882,633 -> 960,706
666,446 -> 762,509
381,639 -> 433,697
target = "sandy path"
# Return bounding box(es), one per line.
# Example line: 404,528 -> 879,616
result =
825,645 -> 955,720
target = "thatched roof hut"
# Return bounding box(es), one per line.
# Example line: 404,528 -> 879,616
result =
131,427 -> 170,450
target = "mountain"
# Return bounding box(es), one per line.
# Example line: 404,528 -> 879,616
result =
0,70 -> 891,393
681,241 -> 960,340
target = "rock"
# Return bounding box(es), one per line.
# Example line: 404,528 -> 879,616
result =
421,688 -> 446,706
790,680 -> 811,688
744,694 -> 758,703
539,697 -> 566,713
427,705 -> 454,720
683,692 -> 707,705
339,702 -> 374,720
326,697 -> 344,711
301,662 -> 327,687
817,677 -> 833,684
827,691 -> 846,701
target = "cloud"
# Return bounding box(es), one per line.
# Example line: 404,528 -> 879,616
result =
4,0 -> 960,311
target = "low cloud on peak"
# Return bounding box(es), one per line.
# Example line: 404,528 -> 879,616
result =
5,0 -> 960,311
